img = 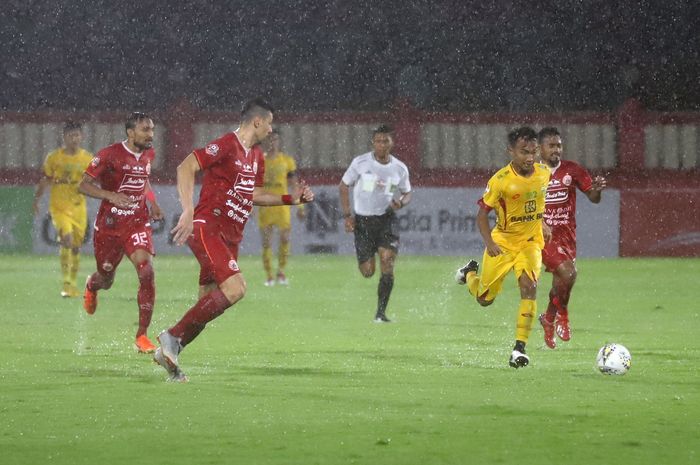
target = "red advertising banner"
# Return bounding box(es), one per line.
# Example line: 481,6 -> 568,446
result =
620,188 -> 700,257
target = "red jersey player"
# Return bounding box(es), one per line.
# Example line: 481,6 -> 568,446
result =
153,98 -> 314,382
537,127 -> 606,349
78,112 -> 164,354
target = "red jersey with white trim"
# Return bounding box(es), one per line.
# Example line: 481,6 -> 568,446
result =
85,141 -> 154,233
192,132 -> 265,243
543,159 -> 593,245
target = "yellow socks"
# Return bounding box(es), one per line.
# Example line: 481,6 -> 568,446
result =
59,247 -> 71,287
69,251 -> 80,288
278,242 -> 290,271
262,247 -> 273,279
466,272 -> 480,297
515,299 -> 537,343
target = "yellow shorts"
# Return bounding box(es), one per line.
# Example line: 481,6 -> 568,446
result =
50,208 -> 87,245
258,205 -> 291,229
476,242 -> 542,302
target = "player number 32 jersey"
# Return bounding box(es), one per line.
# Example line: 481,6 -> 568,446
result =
85,141 -> 154,232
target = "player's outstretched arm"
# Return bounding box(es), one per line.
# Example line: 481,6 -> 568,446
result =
585,175 -> 607,204
288,173 -> 306,219
252,183 -> 314,206
78,174 -> 132,208
171,153 -> 200,246
145,180 -> 164,221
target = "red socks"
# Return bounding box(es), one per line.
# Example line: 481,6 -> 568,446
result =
136,262 -> 155,337
170,289 -> 232,347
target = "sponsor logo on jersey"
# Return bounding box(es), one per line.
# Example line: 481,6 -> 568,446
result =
118,173 -> 148,192
91,157 -> 100,167
509,213 -> 543,223
146,162 -> 151,175
206,144 -> 220,156
228,260 -> 239,272
233,173 -> 256,195
562,174 -> 572,186
111,206 -> 135,216
545,188 -> 569,204
253,161 -> 258,174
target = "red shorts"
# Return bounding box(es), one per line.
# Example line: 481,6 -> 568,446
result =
542,239 -> 576,272
93,224 -> 154,275
187,221 -> 241,286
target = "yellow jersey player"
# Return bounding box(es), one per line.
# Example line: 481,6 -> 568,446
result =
455,126 -> 551,368
258,130 -> 305,286
33,121 -> 94,297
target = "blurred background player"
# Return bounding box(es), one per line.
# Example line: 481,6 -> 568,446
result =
157,98 -> 313,382
537,127 -> 607,349
33,121 -> 93,298
257,129 -> 305,286
455,127 -> 551,368
339,125 -> 412,323
78,112 -> 163,353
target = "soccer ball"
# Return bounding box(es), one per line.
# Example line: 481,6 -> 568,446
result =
596,343 -> 631,375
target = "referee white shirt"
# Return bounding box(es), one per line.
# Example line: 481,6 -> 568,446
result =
341,151 -> 412,216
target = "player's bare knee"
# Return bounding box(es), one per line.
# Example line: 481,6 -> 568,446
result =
136,261 -> 154,284
220,277 -> 246,303
567,268 -> 578,283
359,267 -> 374,278
221,287 -> 244,303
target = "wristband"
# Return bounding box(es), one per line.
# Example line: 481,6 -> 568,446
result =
282,194 -> 293,205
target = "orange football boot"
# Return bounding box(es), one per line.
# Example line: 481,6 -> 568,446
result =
83,279 -> 97,315
134,334 -> 157,353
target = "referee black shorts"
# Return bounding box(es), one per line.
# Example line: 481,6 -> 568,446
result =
354,211 -> 400,264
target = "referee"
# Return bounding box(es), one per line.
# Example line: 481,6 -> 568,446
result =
339,125 -> 412,323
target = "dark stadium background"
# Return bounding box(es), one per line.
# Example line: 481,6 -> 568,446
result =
1,0 -> 698,257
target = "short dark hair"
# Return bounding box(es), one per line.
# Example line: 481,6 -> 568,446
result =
63,121 -> 82,134
241,98 -> 274,122
507,126 -> 538,147
372,124 -> 393,137
538,127 -> 561,143
125,112 -> 151,132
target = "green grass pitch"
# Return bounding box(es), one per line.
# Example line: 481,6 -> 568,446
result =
0,254 -> 698,465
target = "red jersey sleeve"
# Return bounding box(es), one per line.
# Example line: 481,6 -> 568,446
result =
574,163 -> 593,192
85,148 -> 110,180
193,134 -> 232,171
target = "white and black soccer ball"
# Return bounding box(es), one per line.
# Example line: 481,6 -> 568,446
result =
596,343 -> 631,375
